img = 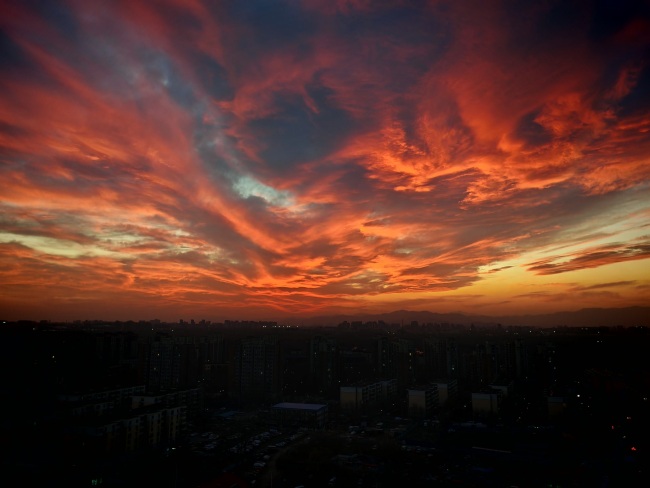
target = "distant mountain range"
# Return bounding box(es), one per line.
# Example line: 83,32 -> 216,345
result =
283,306 -> 650,328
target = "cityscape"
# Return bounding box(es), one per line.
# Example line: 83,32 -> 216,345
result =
2,1 -> 650,487
1,313 -> 648,487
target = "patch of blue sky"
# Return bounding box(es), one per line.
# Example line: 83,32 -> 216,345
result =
233,175 -> 294,208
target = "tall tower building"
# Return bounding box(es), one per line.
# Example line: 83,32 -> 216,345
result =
377,337 -> 415,387
425,338 -> 458,380
234,336 -> 280,402
141,334 -> 181,392
309,336 -> 340,396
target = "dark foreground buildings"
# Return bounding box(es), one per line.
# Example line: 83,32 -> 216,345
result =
0,319 -> 648,486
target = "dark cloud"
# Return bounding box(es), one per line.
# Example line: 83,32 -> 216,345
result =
193,52 -> 235,101
528,243 -> 650,275
617,62 -> 650,117
246,87 -> 355,173
572,280 -> 637,290
0,29 -> 31,72
589,0 -> 650,41
513,110 -> 554,148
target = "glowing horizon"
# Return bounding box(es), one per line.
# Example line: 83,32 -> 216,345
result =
1,0 -> 649,322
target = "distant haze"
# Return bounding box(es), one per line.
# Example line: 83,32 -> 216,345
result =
284,307 -> 650,328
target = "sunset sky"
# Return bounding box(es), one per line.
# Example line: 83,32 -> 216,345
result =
1,0 -> 649,322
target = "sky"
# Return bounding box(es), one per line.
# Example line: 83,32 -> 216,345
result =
1,0 -> 649,322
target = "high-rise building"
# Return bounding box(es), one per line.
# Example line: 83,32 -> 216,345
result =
309,336 -> 340,395
234,336 -> 280,402
140,334 -> 181,392
424,338 -> 458,380
377,337 -> 415,387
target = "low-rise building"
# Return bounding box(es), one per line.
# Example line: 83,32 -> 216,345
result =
547,396 -> 566,418
472,389 -> 501,417
488,379 -> 514,398
340,379 -> 398,412
431,379 -> 458,406
271,402 -> 328,429
131,387 -> 202,419
407,384 -> 439,418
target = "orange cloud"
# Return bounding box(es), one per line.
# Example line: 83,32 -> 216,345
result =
1,0 -> 649,321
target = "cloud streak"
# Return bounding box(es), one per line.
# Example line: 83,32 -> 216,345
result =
527,242 -> 650,275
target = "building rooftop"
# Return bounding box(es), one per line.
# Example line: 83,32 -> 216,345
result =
342,378 -> 396,387
272,402 -> 327,411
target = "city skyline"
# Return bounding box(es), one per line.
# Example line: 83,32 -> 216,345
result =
1,0 -> 649,322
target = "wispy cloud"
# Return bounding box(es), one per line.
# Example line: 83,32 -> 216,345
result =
527,242 -> 650,275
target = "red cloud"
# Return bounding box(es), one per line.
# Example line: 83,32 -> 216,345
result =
1,0 -> 649,320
